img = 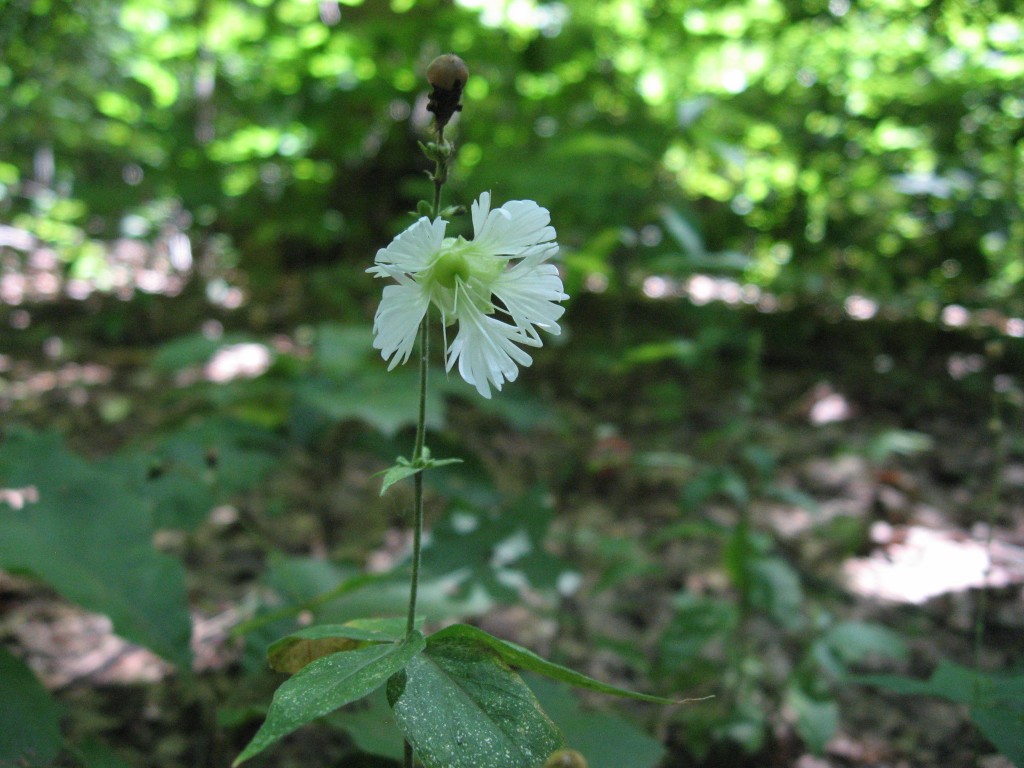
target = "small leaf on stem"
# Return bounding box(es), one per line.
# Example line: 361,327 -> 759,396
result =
377,455 -> 463,496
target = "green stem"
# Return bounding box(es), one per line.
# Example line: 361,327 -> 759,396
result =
406,318 -> 429,638
403,123 -> 450,768
431,141 -> 445,219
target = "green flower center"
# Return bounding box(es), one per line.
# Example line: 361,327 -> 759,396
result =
432,251 -> 472,289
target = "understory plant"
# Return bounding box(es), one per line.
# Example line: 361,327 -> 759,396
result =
234,55 -> 686,768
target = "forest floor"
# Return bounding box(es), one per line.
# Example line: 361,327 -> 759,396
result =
2,294 -> 1023,768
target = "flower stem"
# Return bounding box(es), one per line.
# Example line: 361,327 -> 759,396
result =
403,123 -> 451,768
431,130 -> 446,219
405,318 -> 428,638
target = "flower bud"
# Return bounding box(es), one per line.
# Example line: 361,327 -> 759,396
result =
427,54 -> 469,92
544,749 -> 588,768
426,53 -> 468,130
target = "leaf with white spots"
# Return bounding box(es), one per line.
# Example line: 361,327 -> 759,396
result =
234,632 -> 425,765
387,634 -> 563,768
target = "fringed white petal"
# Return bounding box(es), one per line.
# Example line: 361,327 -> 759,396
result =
492,248 -> 568,335
367,216 -> 446,277
372,282 -> 430,368
445,293 -> 538,398
472,193 -> 556,256
370,194 -> 567,397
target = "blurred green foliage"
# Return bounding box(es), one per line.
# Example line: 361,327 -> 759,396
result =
2,0 -> 1022,315
2,1 -> 1023,766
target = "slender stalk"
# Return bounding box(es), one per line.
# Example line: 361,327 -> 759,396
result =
406,318 -> 429,638
403,141 -> 448,768
431,129 -> 446,219
404,145 -> 445,641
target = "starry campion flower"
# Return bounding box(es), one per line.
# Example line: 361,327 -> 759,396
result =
368,191 -> 568,398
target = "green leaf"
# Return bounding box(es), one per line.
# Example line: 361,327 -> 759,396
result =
821,621 -> 907,671
0,647 -> 62,766
0,429 -> 192,667
853,660 -> 1024,766
419,491 -> 569,604
387,634 -> 563,768
865,429 -> 934,463
122,417 -> 284,530
748,556 -> 804,630
971,703 -> 1024,768
326,686 -> 405,761
150,332 -> 263,372
430,624 -> 681,704
660,205 -> 706,257
268,618 -> 409,673
658,592 -> 738,673
785,683 -> 838,754
297,368 -> 445,437
313,323 -> 376,378
70,737 -> 134,768
234,632 -> 426,766
378,454 -> 463,496
529,676 -> 666,768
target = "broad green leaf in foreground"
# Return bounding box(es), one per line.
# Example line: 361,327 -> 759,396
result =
432,624 -> 683,704
0,429 -> 192,667
387,634 -> 563,768
234,632 -> 426,766
0,647 -> 62,766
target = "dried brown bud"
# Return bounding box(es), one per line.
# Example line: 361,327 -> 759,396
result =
426,54 -> 468,130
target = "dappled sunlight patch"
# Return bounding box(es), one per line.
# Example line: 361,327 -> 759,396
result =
843,524 -> 1024,604
1,229 -> 194,304
843,294 -> 878,321
0,485 -> 39,510
0,597 -> 247,687
204,342 -> 274,383
1,601 -> 172,688
0,360 -> 114,410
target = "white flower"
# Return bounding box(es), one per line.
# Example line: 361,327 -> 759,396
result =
368,192 -> 568,398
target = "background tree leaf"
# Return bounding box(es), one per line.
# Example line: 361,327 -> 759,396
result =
0,428 -> 192,667
0,647 -> 62,766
